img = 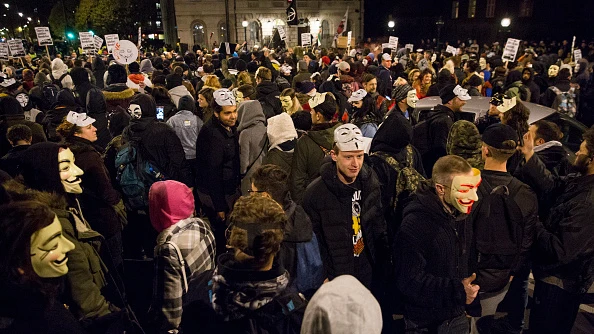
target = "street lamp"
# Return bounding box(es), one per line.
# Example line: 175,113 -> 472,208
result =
435,16 -> 445,51
501,18 -> 511,28
18,12 -> 22,17
388,20 -> 395,29
242,20 -> 248,44
3,3 -> 8,9
27,17 -> 31,22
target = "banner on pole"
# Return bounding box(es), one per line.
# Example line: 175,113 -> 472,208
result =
502,38 -> 521,62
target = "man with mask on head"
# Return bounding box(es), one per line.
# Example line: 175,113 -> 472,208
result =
515,126 -> 594,334
388,83 -> 418,120
395,155 -> 481,334
348,89 -> 382,138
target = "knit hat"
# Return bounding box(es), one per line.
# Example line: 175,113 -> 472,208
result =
298,60 -> 308,72
107,64 -> 128,84
128,61 -> 140,74
440,84 -> 471,104
139,59 -> 155,74
149,180 -> 195,233
301,275 -> 383,334
321,56 -> 331,66
482,123 -> 519,149
236,59 -> 247,72
165,74 -> 183,90
447,120 -> 484,169
267,113 -> 298,152
392,83 -> 414,102
128,93 -> 157,119
296,81 -> 316,95
70,67 -> 90,87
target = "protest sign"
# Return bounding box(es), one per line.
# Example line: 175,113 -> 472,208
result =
7,40 -> 26,58
405,44 -> 414,52
0,43 -> 9,61
347,31 -> 352,48
277,26 -> 287,41
113,40 -> 139,65
446,45 -> 457,55
502,38 -> 521,62
94,35 -> 104,51
35,27 -> 53,46
301,33 -> 311,47
574,49 -> 582,62
389,36 -> 399,50
105,34 -> 119,54
79,32 -> 95,54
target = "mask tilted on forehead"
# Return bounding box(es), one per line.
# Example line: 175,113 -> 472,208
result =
447,168 -> 481,214
407,90 -> 419,108
58,148 -> 84,194
30,216 -> 75,278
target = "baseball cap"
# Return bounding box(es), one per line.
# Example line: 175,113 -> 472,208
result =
439,84 -> 471,104
333,124 -> 372,153
66,111 -> 95,127
213,88 -> 237,106
381,53 -> 392,61
482,123 -> 519,149
348,89 -> 367,103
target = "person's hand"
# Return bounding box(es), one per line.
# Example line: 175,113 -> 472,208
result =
488,104 -> 500,117
138,81 -> 146,89
462,273 -> 480,305
217,211 -> 226,221
518,131 -> 535,162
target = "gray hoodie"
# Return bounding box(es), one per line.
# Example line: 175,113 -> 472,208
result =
166,95 -> 203,160
237,100 -> 267,194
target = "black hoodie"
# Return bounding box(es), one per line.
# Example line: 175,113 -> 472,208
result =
0,96 -> 46,156
521,67 -> 541,103
256,81 -> 282,118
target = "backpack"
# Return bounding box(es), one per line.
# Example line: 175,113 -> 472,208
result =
115,137 -> 166,211
49,73 -> 68,89
472,177 -> 525,293
259,93 -> 282,119
550,86 -> 577,118
294,233 -> 324,293
246,291 -> 307,334
411,112 -> 446,155
505,83 -> 531,102
40,83 -> 60,110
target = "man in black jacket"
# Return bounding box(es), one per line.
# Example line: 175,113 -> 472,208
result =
516,126 -> 594,334
530,120 -> 571,177
255,67 -> 282,118
423,84 -> 470,177
302,124 -> 387,290
395,155 -> 481,333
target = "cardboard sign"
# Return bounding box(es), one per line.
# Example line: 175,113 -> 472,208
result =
347,31 -> 352,48
446,45 -> 457,55
94,36 -> 103,51
0,43 -> 9,61
574,49 -> 582,62
382,43 -> 391,50
502,38 -> 521,62
79,32 -> 95,53
7,40 -> 26,58
113,40 -> 139,65
389,36 -> 399,50
277,26 -> 287,41
105,34 -> 119,54
34,27 -> 53,46
301,33 -> 311,47
405,44 -> 414,52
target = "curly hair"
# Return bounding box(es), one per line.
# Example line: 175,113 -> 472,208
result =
56,120 -> 81,139
501,100 -> 530,139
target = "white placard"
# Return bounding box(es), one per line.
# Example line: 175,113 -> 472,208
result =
277,26 -> 287,41
105,34 -> 119,54
574,49 -> 582,62
138,27 -> 142,47
502,38 -> 521,62
405,44 -> 414,52
7,40 -> 26,58
389,36 -> 399,50
34,27 -> 53,46
79,32 -> 95,53
113,40 -> 139,65
94,35 -> 103,51
347,31 -> 352,48
446,45 -> 457,55
382,43 -> 391,50
301,33 -> 311,47
0,43 -> 9,61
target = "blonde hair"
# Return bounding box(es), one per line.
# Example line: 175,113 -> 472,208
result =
203,75 -> 221,89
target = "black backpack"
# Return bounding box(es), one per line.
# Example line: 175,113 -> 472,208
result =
472,177 -> 525,293
412,112 -> 446,155
49,73 -> 68,89
40,83 -> 60,111
259,93 -> 282,119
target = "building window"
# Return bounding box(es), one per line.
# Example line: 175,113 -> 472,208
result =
468,0 -> 476,18
519,0 -> 533,17
249,21 -> 261,44
452,1 -> 459,19
192,22 -> 206,47
321,19 -> 329,46
156,2 -> 160,9
486,0 -> 496,18
156,21 -> 161,28
217,22 -> 227,43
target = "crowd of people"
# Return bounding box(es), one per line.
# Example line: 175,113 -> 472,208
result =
0,36 -> 594,334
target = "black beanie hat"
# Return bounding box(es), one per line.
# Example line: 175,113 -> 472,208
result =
482,123 -> 519,149
70,67 -> 90,87
165,74 -> 183,90
236,59 -> 247,72
129,93 -> 157,118
128,61 -> 140,74
20,142 -> 65,194
107,64 -> 128,84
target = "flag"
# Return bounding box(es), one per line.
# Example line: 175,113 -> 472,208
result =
286,0 -> 298,25
332,7 -> 349,48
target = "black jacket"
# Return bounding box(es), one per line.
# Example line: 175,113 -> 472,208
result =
195,117 -> 240,212
302,161 -> 388,288
125,118 -> 193,187
279,197 -> 313,286
377,66 -> 392,98
539,78 -> 572,108
394,181 -> 471,325
0,144 -> 30,177
516,155 -> 594,294
75,84 -> 112,150
423,104 -> 456,177
256,81 -> 282,118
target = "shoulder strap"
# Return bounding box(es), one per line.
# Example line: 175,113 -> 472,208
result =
550,86 -> 562,95
243,136 -> 269,176
164,240 -> 189,293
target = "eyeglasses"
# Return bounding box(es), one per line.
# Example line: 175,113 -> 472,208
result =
247,189 -> 266,194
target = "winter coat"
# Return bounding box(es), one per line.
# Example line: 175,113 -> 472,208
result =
50,58 -> 73,89
237,101 -> 267,195
0,96 -> 46,156
394,181 -> 471,326
290,122 -> 341,203
302,162 -> 388,288
292,70 -> 312,89
539,78 -> 572,108
168,85 -> 192,108
256,81 -> 282,118
65,136 -> 121,238
124,118 -> 194,187
423,104 -> 456,177
515,155 -> 594,294
521,67 -> 541,103
377,65 -> 392,98
167,95 -> 203,160
534,141 -> 571,177
0,144 -> 29,177
92,57 -> 106,89
262,149 -> 293,174
195,117 -> 240,212
278,197 -> 313,286
75,84 -> 112,149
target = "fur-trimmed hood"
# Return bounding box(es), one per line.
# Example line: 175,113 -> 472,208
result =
2,179 -> 68,212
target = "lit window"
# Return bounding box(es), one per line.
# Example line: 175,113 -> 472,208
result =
452,1 -> 459,19
156,3 -> 160,9
468,0 -> 476,18
156,21 -> 161,28
486,0 -> 496,18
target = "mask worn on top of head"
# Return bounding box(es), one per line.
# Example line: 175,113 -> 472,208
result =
479,58 -> 487,70
59,148 -> 84,194
407,90 -> 419,108
30,215 -> 75,278
234,90 -> 244,104
446,168 -> 481,214
127,103 -> 142,119
280,96 -> 293,112
548,65 -> 559,78
15,92 -> 29,109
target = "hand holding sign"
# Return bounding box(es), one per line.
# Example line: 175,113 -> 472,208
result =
113,40 -> 139,65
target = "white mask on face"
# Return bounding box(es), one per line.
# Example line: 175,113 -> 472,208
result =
58,148 -> 84,194
407,90 -> 419,108
446,168 -> 481,214
548,65 -> 559,78
479,58 -> 487,70
30,216 -> 75,278
15,93 -> 29,108
127,103 -> 142,120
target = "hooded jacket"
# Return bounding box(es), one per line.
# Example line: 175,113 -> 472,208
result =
166,95 -> 203,160
394,181 -> 471,326
50,58 -> 73,90
103,83 -> 134,136
0,96 -> 46,156
140,59 -> 155,75
423,104 -> 456,177
302,161 -> 388,288
148,180 -> 216,333
256,81 -> 282,118
521,67 -> 541,103
237,100 -> 267,194
14,90 -> 44,123
446,120 -> 484,170
92,57 -> 106,89
427,70 -> 456,97
290,122 -> 342,203
168,85 -> 192,108
262,113 -> 297,174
